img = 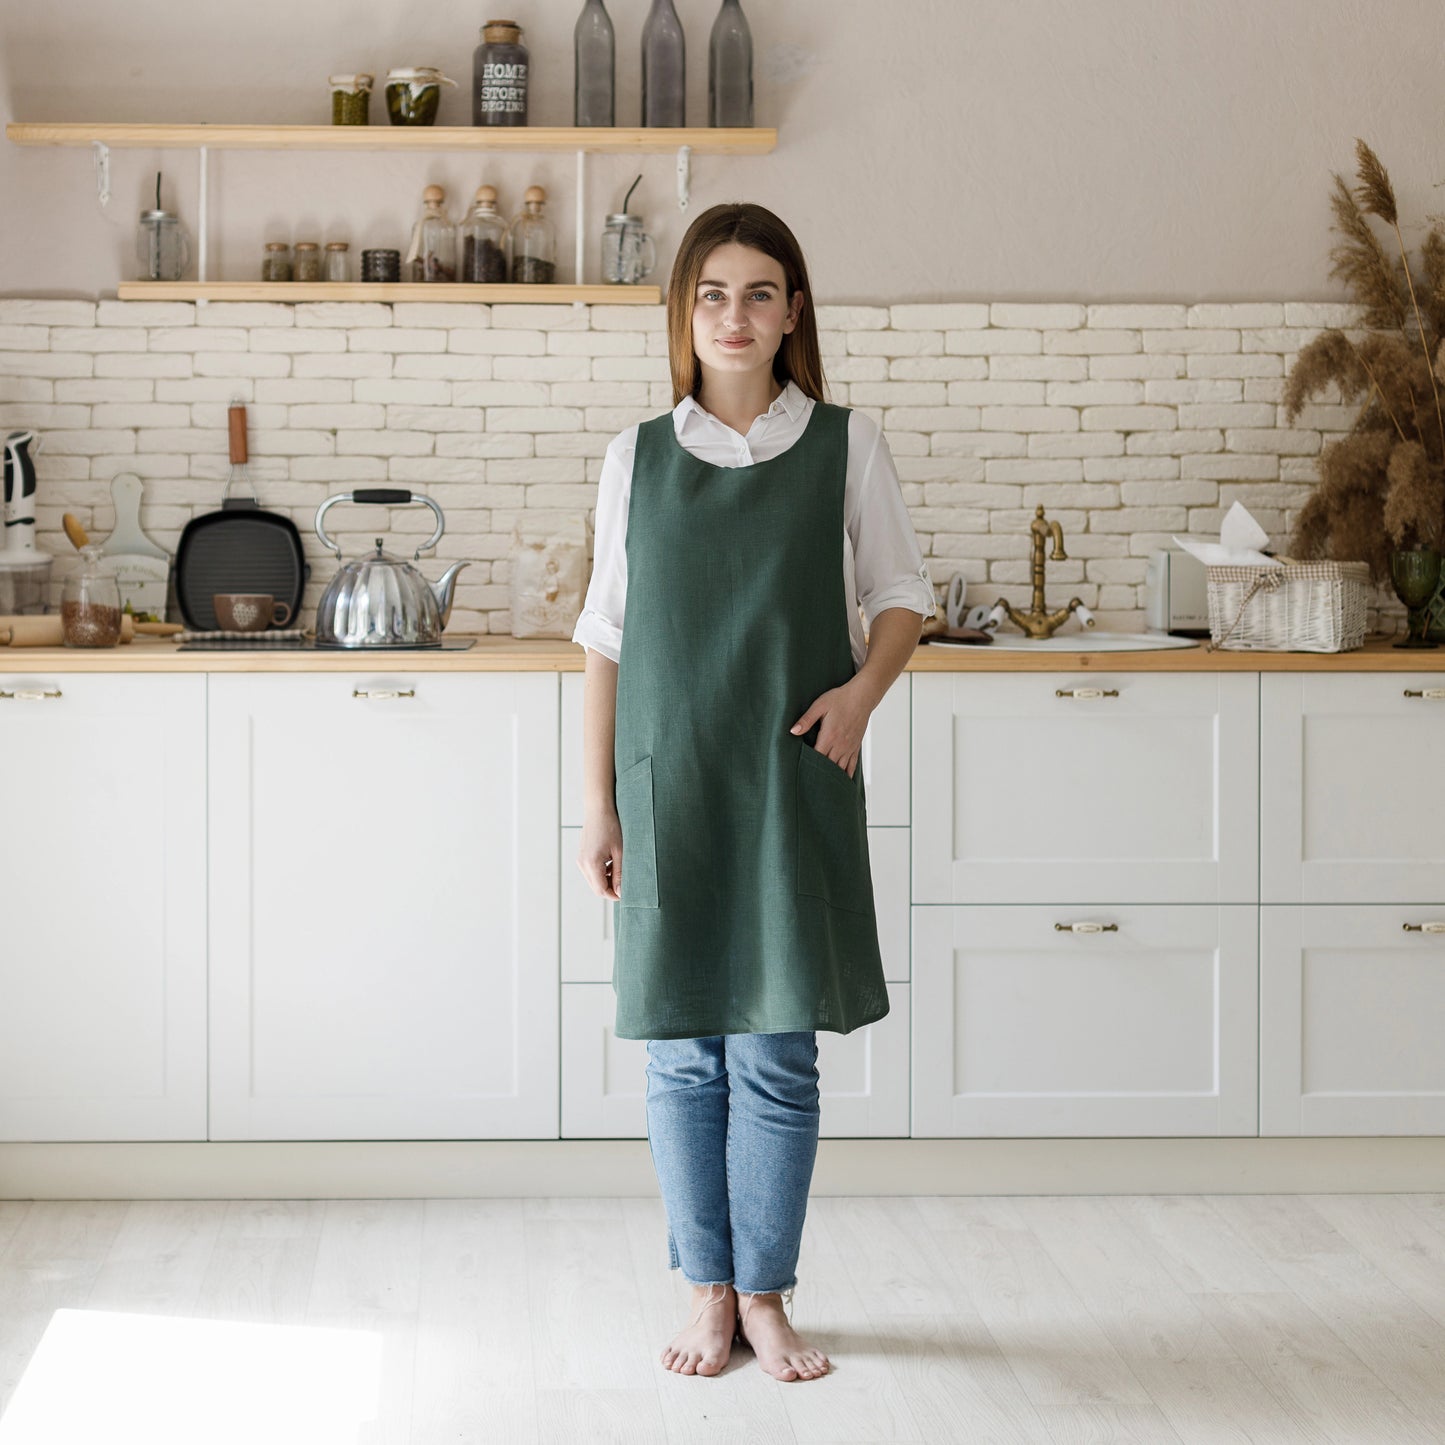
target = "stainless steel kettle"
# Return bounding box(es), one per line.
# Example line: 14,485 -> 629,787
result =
313,488 -> 469,648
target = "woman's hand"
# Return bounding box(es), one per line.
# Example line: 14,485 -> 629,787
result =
579,805 -> 623,901
788,677 -> 875,778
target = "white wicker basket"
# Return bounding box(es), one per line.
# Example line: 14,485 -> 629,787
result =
1204,560 -> 1371,652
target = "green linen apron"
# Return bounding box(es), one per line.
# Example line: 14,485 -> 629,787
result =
611,398 -> 890,1041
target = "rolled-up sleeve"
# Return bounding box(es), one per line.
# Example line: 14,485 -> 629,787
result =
571,428 -> 635,662
846,411 -> 938,627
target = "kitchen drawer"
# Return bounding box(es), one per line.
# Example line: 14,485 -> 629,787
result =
1262,673 -> 1445,904
912,904 -> 1258,1137
1261,904 -> 1445,1135
0,674 -> 207,1142
911,671 -> 1259,904
562,825 -> 911,983
560,981 -> 911,1138
561,670 -> 911,828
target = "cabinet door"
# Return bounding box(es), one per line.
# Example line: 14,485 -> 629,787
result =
560,982 -> 911,1138
912,672 -> 1259,904
1262,905 -> 1445,1135
561,670 -> 910,827
1262,673 -> 1445,904
208,672 -> 558,1140
0,674 -> 206,1141
561,826 -> 910,983
912,904 -> 1258,1136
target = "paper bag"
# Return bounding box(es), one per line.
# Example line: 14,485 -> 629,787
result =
509,515 -> 588,639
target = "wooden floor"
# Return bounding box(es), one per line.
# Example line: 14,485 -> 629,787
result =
4,1193 -> 1445,1442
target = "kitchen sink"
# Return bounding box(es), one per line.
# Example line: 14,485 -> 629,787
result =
932,629 -> 1204,652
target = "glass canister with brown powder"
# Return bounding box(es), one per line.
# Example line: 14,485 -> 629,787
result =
61,545 -> 123,648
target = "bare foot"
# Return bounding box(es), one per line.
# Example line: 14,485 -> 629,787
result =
660,1282 -> 736,1376
737,1290 -> 830,1381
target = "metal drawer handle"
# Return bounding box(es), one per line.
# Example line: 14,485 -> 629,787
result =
352,688 -> 416,701
1054,687 -> 1119,699
1403,688 -> 1445,699
0,688 -> 63,701
1054,921 -> 1119,933
1402,921 -> 1445,933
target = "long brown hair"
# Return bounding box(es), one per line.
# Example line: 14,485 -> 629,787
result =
665,203 -> 827,406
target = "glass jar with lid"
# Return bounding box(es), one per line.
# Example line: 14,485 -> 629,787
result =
459,185 -> 509,282
601,212 -> 656,284
293,241 -> 322,282
136,207 -> 190,281
384,67 -> 454,126
61,545 -> 123,648
473,19 -> 529,125
509,185 -> 556,284
407,184 -> 457,282
329,73 -> 373,125
261,241 -> 292,282
324,241 -> 351,283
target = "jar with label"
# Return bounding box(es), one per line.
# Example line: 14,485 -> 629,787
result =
329,73 -> 373,125
61,545 -> 122,648
385,67 -> 454,126
459,186 -> 509,282
509,186 -> 556,284
324,241 -> 351,282
294,241 -> 322,282
261,241 -> 292,282
407,184 -> 457,282
473,19 -> 529,125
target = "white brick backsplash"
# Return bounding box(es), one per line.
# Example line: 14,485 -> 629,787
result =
0,292 -> 1403,635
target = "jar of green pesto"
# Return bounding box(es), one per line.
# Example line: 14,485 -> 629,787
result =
384,67 -> 455,126
329,73 -> 373,125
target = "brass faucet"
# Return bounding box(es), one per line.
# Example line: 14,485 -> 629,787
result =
991,505 -> 1093,639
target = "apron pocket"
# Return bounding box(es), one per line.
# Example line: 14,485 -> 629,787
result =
615,754 -> 660,909
795,742 -> 873,915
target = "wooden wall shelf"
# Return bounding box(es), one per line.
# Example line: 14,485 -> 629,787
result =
114,281 -> 662,304
5,123 -> 776,155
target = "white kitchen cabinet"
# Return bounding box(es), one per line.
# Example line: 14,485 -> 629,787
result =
561,669 -> 911,827
0,674 -> 206,1142
912,904 -> 1258,1136
1262,673 -> 1445,904
1261,905 -> 1445,1135
911,671 -> 1259,905
207,671 -> 559,1140
560,981 -> 911,1138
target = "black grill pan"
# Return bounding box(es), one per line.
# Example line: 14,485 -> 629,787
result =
173,497 -> 308,631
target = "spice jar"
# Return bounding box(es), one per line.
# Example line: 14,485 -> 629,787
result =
61,545 -> 123,648
509,185 -> 556,284
261,241 -> 292,282
385,67 -> 454,126
361,248 -> 401,282
294,241 -> 322,282
406,184 -> 457,282
459,185 -> 509,282
473,19 -> 530,125
325,241 -> 351,282
329,73 -> 373,125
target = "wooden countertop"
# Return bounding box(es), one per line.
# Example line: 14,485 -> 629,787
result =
3,633 -> 1444,672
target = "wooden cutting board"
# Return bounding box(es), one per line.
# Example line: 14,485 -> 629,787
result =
101,473 -> 170,621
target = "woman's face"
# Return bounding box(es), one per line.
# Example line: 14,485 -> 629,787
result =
691,242 -> 802,381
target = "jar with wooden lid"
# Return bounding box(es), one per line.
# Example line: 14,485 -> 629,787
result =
473,19 -> 529,125
329,73 -> 373,125
459,185 -> 509,282
407,184 -> 457,282
261,241 -> 292,282
324,241 -> 351,283
294,241 -> 322,282
509,186 -> 556,284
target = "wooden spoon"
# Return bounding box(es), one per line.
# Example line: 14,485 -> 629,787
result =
62,513 -> 89,550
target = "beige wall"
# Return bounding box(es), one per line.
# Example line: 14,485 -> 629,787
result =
2,0 -> 1440,302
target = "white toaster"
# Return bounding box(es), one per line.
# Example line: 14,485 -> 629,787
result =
1144,548 -> 1210,636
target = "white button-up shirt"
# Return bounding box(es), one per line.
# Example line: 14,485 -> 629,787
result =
571,380 -> 937,668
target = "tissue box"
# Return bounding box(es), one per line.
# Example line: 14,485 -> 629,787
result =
1205,560 -> 1371,652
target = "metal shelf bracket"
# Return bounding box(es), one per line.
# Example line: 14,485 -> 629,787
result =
676,144 -> 692,212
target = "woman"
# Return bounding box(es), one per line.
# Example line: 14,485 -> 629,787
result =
573,202 -> 935,1381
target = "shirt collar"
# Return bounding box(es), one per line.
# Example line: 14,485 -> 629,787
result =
674,379 -> 810,437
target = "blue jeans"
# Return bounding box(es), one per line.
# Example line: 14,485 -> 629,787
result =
644,1030 -> 820,1295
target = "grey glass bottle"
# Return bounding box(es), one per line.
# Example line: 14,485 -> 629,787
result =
709,0 -> 752,126
574,0 -> 615,127
641,0 -> 685,126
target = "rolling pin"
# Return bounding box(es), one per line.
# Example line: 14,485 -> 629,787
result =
0,614 -> 147,646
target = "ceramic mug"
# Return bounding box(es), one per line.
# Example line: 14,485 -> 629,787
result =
213,593 -> 292,632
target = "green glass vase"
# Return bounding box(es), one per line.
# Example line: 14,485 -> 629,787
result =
1390,547 -> 1441,648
